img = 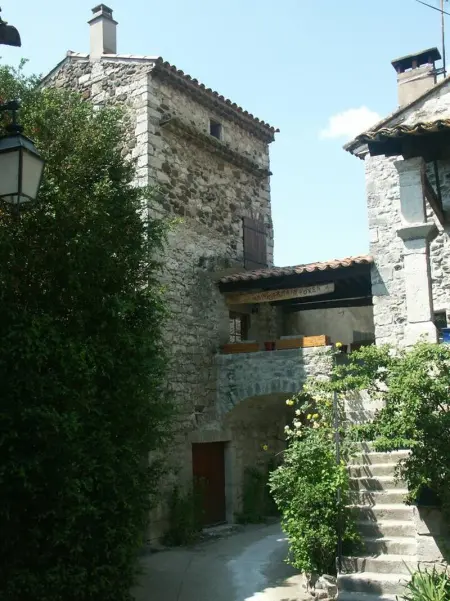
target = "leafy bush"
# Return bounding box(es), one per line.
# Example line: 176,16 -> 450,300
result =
0,64 -> 172,600
401,565 -> 450,601
269,372 -> 359,575
162,485 -> 203,546
334,343 -> 450,518
236,462 -> 279,524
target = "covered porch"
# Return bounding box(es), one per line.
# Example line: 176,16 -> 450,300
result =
218,254 -> 375,357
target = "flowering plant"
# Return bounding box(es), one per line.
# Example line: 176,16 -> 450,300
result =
270,358 -> 359,575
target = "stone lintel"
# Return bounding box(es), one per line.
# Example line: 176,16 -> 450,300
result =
397,222 -> 438,242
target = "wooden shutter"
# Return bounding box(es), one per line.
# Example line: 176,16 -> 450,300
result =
243,217 -> 267,270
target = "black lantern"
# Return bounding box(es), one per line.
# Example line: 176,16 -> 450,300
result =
0,101 -> 45,206
0,8 -> 21,47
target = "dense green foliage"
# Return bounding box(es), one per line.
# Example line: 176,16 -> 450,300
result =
236,461 -> 279,524
269,369 -> 359,575
162,484 -> 204,546
336,343 -> 450,518
0,64 -> 172,600
402,565 -> 450,601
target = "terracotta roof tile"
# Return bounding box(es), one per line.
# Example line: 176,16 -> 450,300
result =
219,255 -> 373,284
152,58 -> 278,138
354,118 -> 450,145
62,52 -> 278,140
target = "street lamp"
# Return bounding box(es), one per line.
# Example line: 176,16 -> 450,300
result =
0,8 -> 21,47
0,101 -> 45,206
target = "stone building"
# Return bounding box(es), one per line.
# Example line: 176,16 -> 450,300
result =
41,4 -> 376,537
346,47 -> 450,347
338,48 -> 450,599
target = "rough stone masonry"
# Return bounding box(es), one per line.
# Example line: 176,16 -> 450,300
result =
39,5 -> 319,537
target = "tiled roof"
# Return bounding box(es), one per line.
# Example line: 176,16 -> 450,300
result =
219,255 -> 373,284
152,59 -> 278,139
354,118 -> 450,145
344,74 -> 450,156
55,52 -> 278,140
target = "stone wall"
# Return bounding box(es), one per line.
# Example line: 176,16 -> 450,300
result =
284,306 -> 374,346
365,80 -> 450,345
216,346 -> 332,415
215,346 -> 332,518
414,507 -> 450,570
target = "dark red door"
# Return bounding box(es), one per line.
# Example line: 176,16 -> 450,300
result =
192,442 -> 226,526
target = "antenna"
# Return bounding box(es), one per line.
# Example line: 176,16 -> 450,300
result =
441,0 -> 446,75
415,0 -> 449,76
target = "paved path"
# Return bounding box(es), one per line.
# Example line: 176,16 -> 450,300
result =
134,522 -> 308,601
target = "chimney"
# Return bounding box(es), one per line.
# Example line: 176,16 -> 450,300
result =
392,47 -> 441,107
88,4 -> 117,58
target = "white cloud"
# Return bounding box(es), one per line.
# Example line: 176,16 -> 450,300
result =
319,106 -> 381,141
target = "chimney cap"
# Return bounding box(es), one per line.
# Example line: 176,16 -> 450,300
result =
392,47 -> 441,73
90,4 -> 115,18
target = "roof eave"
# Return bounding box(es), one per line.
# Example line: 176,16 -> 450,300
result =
344,73 -> 450,156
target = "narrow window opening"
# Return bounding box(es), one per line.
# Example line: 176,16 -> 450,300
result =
434,311 -> 448,342
210,119 -> 222,140
229,312 -> 249,343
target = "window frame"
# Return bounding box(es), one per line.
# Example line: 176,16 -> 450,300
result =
209,119 -> 223,140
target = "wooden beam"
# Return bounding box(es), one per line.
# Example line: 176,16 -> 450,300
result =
283,296 -> 373,313
225,283 -> 335,305
424,174 -> 446,226
271,282 -> 371,307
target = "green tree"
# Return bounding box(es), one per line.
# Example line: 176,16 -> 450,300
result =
0,64 -> 172,601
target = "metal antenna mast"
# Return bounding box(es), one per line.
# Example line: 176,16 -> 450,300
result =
442,0 -> 447,75
415,0 -> 449,76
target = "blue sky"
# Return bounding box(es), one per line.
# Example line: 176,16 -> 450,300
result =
2,0 -> 446,266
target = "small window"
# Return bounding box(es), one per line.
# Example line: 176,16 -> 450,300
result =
434,311 -> 448,342
229,312 -> 249,343
209,119 -> 222,140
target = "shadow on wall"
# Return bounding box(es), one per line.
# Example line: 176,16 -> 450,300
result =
371,265 -> 389,297
416,506 -> 450,565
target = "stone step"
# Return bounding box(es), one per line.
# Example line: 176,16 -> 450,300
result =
349,463 -> 397,478
344,395 -> 384,414
356,520 -> 415,538
349,489 -> 408,505
353,442 -> 377,451
349,476 -> 406,491
345,411 -> 377,424
337,593 -> 397,601
349,503 -> 414,521
340,554 -> 418,575
361,536 -> 417,556
337,572 -> 409,596
349,450 -> 409,465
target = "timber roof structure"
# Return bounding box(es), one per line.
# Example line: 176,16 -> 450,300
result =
219,255 -> 374,312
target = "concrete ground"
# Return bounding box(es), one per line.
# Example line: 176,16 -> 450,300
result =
133,522 -> 309,601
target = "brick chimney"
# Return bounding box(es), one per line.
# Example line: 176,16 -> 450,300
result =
392,48 -> 441,107
88,4 -> 117,58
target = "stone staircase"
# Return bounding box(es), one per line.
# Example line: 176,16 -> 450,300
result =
337,445 -> 415,601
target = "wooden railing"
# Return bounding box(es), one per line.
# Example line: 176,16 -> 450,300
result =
221,335 -> 331,355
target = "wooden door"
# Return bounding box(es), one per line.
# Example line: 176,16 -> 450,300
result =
192,442 -> 226,526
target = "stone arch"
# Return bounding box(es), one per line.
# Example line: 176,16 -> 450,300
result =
222,378 -> 300,416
